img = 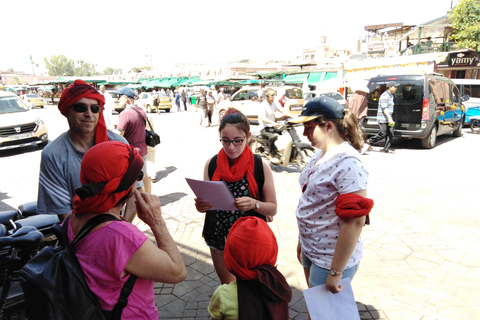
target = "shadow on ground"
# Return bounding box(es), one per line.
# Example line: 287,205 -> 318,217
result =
153,166 -> 177,182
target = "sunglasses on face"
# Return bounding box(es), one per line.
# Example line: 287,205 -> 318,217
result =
71,102 -> 101,113
137,171 -> 144,181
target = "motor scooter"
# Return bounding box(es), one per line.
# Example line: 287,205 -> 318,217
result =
249,120 -> 315,169
0,202 -> 59,319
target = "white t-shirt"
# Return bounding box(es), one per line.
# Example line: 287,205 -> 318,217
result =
296,142 -> 369,270
102,91 -> 115,129
258,100 -> 279,131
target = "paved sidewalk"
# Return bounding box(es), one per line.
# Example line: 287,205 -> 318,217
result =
135,111 -> 480,319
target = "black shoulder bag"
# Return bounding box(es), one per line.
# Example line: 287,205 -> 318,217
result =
132,107 -> 161,147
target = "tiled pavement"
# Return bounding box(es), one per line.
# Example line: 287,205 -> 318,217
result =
129,111 -> 480,319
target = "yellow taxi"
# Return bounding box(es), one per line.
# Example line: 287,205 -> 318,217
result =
21,94 -> 44,109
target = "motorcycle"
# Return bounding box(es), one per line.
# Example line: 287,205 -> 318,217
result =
249,120 -> 315,169
0,202 -> 59,319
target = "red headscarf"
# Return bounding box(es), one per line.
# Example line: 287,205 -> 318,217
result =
72,141 -> 143,215
58,79 -> 108,144
224,216 -> 278,280
211,146 -> 259,199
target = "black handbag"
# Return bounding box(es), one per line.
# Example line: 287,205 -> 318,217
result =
132,107 -> 161,147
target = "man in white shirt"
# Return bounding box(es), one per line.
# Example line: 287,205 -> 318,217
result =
99,85 -> 115,130
258,88 -> 294,161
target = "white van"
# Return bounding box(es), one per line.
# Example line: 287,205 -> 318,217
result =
451,79 -> 480,124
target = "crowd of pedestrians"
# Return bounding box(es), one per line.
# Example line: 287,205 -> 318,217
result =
34,79 -> 378,319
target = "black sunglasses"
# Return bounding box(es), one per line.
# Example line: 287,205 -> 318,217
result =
71,102 -> 101,113
137,171 -> 144,181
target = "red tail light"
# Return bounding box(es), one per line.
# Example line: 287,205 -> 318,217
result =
278,94 -> 285,108
422,98 -> 430,120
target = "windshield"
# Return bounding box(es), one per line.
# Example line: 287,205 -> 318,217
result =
0,96 -> 29,114
26,94 -> 39,98
285,88 -> 304,99
318,92 -> 344,101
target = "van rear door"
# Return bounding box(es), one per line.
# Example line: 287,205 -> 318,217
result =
365,79 -> 424,134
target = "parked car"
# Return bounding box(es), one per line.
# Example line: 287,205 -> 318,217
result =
106,90 -> 122,113
451,78 -> 480,124
364,74 -> 466,149
0,91 -> 48,150
304,91 -> 347,107
217,86 -> 304,124
136,92 -> 172,113
21,94 -> 44,109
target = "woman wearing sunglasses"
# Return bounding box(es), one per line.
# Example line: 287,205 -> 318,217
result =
289,97 -> 374,307
68,141 -> 186,319
195,108 -> 278,285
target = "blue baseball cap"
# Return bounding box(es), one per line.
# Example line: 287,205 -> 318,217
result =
387,81 -> 399,88
113,86 -> 135,98
289,96 -> 345,123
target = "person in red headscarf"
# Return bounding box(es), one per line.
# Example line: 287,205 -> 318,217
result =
68,141 -> 186,319
195,109 -> 278,285
209,216 -> 292,320
37,80 -> 130,221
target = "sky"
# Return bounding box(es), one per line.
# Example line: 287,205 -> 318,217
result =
1,0 -> 457,75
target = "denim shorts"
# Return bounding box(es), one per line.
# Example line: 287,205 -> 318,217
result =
301,251 -> 359,287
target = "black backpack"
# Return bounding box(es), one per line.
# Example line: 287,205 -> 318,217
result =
19,214 -> 137,320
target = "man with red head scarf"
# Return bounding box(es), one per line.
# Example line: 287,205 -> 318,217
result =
37,80 -> 129,220
209,216 -> 292,320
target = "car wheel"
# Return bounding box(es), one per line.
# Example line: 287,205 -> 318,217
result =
165,109 -> 171,113
146,105 -> 152,113
452,116 -> 464,137
421,125 -> 437,149
471,119 -> 480,134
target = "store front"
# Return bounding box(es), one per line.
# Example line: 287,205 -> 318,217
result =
437,49 -> 480,79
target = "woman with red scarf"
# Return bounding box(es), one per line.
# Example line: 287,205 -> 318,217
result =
68,141 -> 186,319
195,109 -> 278,284
289,97 -> 373,318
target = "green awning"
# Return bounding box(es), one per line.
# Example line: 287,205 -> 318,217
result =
172,78 -> 189,87
237,79 -> 260,85
323,72 -> 338,81
307,72 -> 325,84
283,73 -> 309,84
159,78 -> 179,88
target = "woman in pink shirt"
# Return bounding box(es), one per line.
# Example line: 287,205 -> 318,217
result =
68,141 -> 186,319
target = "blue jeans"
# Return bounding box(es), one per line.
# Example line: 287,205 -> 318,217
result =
301,251 -> 359,287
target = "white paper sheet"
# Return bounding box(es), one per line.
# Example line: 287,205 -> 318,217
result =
185,178 -> 237,211
303,278 -> 360,320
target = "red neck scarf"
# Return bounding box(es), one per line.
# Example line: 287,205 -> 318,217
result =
72,142 -> 143,215
211,146 -> 259,199
58,79 -> 108,144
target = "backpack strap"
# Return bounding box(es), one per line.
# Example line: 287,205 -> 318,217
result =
253,154 -> 264,201
110,274 -> 137,320
70,214 -> 121,248
68,214 -> 138,320
208,154 -> 265,200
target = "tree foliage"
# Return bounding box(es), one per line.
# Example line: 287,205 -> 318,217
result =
44,55 -> 75,76
102,67 -> 123,75
449,0 -> 480,50
44,55 -> 99,76
75,60 -> 97,76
